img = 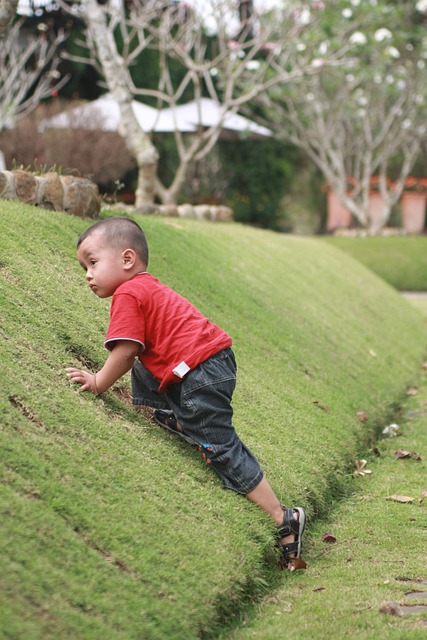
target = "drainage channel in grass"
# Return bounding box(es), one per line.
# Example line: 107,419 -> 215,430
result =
219,360 -> 427,640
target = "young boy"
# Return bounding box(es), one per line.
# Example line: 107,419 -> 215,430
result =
66,217 -> 306,570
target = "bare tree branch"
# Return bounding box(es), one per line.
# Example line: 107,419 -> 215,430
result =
60,0 -> 344,206
256,57 -> 425,233
0,20 -> 68,131
0,0 -> 19,38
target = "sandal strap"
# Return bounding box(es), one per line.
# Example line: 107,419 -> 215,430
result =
282,541 -> 298,555
277,506 -> 300,538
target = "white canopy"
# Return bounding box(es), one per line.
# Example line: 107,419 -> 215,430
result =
160,98 -> 272,138
40,93 -> 197,133
40,94 -> 272,139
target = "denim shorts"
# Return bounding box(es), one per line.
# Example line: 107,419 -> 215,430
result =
132,347 -> 264,494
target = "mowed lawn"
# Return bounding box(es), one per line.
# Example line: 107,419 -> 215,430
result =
1,201 -> 426,639
324,235 -> 427,292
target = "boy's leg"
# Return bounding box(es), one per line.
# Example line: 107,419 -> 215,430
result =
165,349 -> 264,495
245,476 -> 303,565
131,359 -> 171,410
136,351 -> 305,568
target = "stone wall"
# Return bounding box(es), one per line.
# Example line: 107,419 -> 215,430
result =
0,170 -> 101,218
0,169 -> 234,222
131,202 -> 234,222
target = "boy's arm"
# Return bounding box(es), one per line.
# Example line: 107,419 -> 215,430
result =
66,340 -> 140,394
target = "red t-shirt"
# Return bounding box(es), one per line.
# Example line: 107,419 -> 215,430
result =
105,273 -> 232,392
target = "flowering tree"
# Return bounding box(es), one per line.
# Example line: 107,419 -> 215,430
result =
255,0 -> 427,234
62,0 -> 344,206
0,19 -> 68,170
0,0 -> 18,36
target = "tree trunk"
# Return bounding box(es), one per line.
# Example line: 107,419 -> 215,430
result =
136,162 -> 157,208
83,0 -> 158,206
367,194 -> 391,235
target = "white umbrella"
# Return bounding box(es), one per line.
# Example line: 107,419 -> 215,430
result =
160,98 -> 272,139
40,93 -> 196,133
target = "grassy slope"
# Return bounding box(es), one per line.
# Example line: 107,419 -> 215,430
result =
0,201 -> 426,640
323,236 -> 427,292
226,302 -> 427,640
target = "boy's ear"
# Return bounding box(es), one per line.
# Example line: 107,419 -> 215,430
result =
122,248 -> 137,270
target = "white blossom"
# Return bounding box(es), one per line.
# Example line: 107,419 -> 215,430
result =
417,60 -> 425,69
349,31 -> 367,45
396,79 -> 406,90
374,28 -> 392,42
311,58 -> 324,68
210,67 -> 218,77
357,108 -> 367,118
386,46 -> 400,59
245,60 -> 260,71
374,74 -> 382,84
416,0 -> 427,12
318,41 -> 328,55
357,95 -> 368,106
342,8 -> 352,18
385,74 -> 394,84
346,73 -> 355,82
296,42 -> 306,51
402,119 -> 412,129
296,8 -> 311,25
350,0 -> 361,5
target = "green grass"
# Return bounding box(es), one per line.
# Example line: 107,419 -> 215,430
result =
404,294 -> 427,319
0,201 -> 426,639
324,236 -> 427,291
225,361 -> 427,640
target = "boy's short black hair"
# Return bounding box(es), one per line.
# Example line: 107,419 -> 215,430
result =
77,217 -> 149,266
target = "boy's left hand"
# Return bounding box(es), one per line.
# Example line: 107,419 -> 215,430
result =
66,367 -> 98,393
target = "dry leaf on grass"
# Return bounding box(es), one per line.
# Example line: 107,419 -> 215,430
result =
279,556 -> 307,571
321,532 -> 337,543
356,411 -> 368,422
313,400 -> 330,412
406,387 -> 418,396
353,459 -> 372,476
418,491 -> 427,507
394,450 -> 422,461
382,423 -> 400,437
385,495 -> 415,503
288,557 -> 307,572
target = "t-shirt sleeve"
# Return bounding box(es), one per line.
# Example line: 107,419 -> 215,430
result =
105,292 -> 145,352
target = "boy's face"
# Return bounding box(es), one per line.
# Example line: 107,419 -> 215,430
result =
77,232 -> 129,299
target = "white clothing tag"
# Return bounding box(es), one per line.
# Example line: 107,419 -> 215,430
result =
172,361 -> 190,378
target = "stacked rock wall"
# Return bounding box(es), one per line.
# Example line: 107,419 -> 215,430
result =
132,202 -> 234,221
0,170 -> 101,218
0,169 -> 234,222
